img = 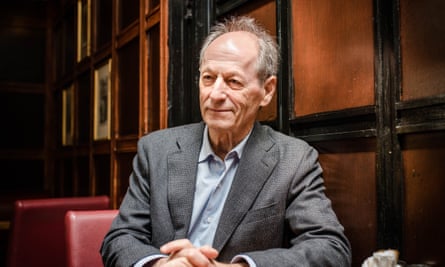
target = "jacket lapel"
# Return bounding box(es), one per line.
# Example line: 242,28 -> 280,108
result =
167,124 -> 204,239
213,123 -> 278,251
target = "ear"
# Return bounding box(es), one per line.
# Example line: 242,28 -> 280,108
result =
260,75 -> 277,107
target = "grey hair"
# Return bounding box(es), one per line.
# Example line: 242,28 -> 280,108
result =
199,16 -> 280,84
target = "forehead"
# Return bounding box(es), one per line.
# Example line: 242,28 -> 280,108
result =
201,31 -> 259,70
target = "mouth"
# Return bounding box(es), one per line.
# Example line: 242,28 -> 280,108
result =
208,107 -> 231,113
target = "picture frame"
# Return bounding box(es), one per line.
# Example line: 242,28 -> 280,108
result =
94,59 -> 112,140
62,85 -> 74,146
77,0 -> 91,61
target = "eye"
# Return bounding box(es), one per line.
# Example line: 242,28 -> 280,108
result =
201,74 -> 215,85
227,78 -> 243,89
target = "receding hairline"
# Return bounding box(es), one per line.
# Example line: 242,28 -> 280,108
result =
199,16 -> 280,82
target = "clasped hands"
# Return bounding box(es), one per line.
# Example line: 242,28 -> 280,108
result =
152,239 -> 247,267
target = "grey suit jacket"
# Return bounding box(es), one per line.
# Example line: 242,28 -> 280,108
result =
101,122 -> 351,267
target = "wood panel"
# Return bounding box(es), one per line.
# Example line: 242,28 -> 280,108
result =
0,92 -> 45,149
118,0 -> 139,32
116,152 -> 134,204
400,0 -> 445,100
95,0 -> 112,50
0,24 -> 46,83
291,0 -> 375,116
77,72 -> 91,145
117,37 -> 140,137
315,138 -> 377,266
76,156 -> 90,195
94,154 -> 110,196
401,132 -> 445,266
0,159 -> 45,194
146,24 -> 161,132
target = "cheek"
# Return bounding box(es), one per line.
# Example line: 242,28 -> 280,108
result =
199,88 -> 209,102
242,91 -> 263,108
226,93 -> 243,108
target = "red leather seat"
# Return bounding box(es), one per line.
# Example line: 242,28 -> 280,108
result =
7,196 -> 110,267
65,209 -> 118,267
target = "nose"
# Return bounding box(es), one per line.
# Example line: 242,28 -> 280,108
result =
210,77 -> 228,100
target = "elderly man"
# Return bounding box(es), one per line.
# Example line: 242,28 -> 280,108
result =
101,16 -> 351,267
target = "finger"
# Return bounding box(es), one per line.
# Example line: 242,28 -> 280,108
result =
168,247 -> 211,267
160,239 -> 194,254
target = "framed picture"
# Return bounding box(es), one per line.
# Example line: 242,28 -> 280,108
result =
77,0 -> 91,61
62,85 -> 74,146
94,59 -> 112,140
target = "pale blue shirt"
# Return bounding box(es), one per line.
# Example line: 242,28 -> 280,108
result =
135,126 -> 256,267
188,125 -> 247,246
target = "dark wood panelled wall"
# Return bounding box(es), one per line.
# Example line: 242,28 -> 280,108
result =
0,0 -> 444,266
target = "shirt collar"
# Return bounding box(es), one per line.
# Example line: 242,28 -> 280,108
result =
198,125 -> 252,162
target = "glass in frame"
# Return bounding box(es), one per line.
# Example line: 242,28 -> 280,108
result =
77,0 -> 91,61
94,59 -> 112,140
62,84 -> 75,146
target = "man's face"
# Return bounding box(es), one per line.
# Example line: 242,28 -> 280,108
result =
199,31 -> 276,138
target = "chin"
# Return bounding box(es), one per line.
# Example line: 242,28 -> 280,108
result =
206,121 -> 234,132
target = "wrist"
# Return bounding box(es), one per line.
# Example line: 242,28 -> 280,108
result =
149,257 -> 167,267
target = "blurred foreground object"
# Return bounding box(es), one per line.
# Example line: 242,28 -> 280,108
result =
362,250 -> 400,267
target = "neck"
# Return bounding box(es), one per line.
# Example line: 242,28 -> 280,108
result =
208,127 -> 252,159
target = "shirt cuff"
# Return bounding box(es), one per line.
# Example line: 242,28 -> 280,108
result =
133,254 -> 167,267
232,255 -> 257,267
